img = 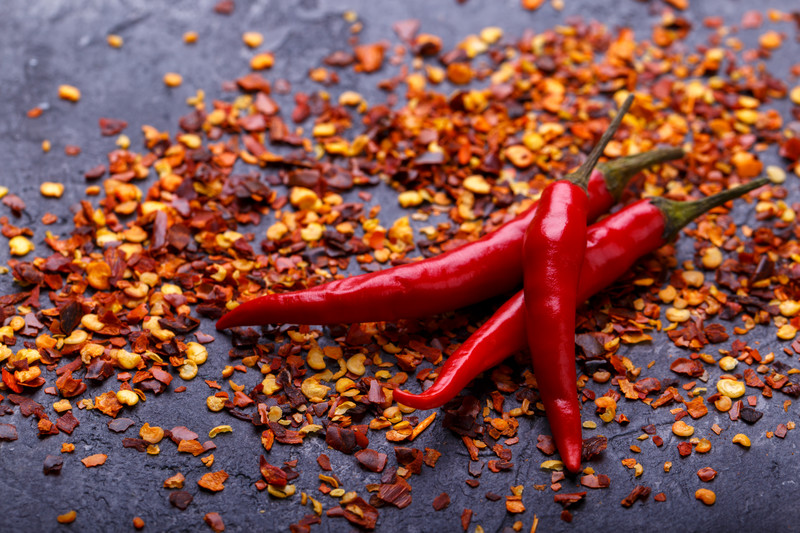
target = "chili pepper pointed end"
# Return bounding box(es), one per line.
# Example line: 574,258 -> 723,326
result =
566,93 -> 635,189
654,176 -> 769,240
215,301 -> 254,330
597,146 -> 685,200
392,389 -> 432,410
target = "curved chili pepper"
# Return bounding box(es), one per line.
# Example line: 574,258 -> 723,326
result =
216,148 -> 683,330
393,178 -> 769,411
521,95 -> 634,473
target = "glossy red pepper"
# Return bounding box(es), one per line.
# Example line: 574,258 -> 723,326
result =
520,95 -> 634,473
216,148 -> 683,330
393,178 -> 769,412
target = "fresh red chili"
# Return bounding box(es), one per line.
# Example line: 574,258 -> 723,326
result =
216,148 -> 682,330
521,95 -> 633,473
393,178 -> 768,412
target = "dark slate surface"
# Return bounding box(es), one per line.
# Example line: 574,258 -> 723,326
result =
0,1 -> 799,532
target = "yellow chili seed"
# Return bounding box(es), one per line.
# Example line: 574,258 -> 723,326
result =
714,395 -> 732,412
116,390 -> 139,406
9,236 -> 34,256
716,379 -> 745,398
57,510 -> 77,524
163,72 -> 183,87
40,182 -> 65,198
250,53 -> 274,70
346,354 -> 367,376
695,488 -> 716,505
209,425 -> 233,438
183,31 -> 198,44
732,433 -> 751,447
672,420 -> 695,437
777,324 -> 797,340
695,438 -> 712,453
107,34 -> 123,48
207,396 -> 226,412
179,360 -> 198,380
701,247 -> 722,269
185,342 -> 208,365
242,31 -> 264,48
718,356 -> 737,371
58,85 -> 81,102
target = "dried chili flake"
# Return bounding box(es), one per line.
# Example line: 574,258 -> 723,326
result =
55,411 -> 80,434
81,453 -> 107,467
554,492 -> 586,508
164,472 -> 185,489
621,485 -> 651,507
204,512 -> 225,532
432,492 -> 451,511
43,454 -> 63,475
98,118 -> 128,136
198,470 -> 229,492
0,423 -> 18,441
169,491 -> 193,510
355,448 -> 387,473
108,418 -> 135,433
259,456 -> 288,487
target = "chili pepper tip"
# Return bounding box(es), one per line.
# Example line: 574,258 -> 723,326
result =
566,93 -> 635,189
654,176 -> 769,240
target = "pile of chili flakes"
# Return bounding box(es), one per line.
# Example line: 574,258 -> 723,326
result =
3,1 -> 800,530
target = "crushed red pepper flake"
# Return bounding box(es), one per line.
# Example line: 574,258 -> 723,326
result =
80,453 -> 107,468
198,470 -> 229,492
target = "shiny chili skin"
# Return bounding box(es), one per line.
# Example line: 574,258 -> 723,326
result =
393,179 -> 769,411
518,94 -> 634,473
217,148 -> 683,330
522,182 -> 588,473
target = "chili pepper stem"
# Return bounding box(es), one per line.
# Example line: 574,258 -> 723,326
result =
566,93 -> 635,189
596,146 -> 685,199
655,177 -> 769,240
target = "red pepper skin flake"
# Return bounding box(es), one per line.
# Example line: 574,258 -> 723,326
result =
204,512 -> 225,532
80,453 -> 107,468
432,492 -> 451,511
198,470 -> 229,492
169,491 -> 193,510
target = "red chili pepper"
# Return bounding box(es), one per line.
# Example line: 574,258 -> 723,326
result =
216,148 -> 683,330
521,95 -> 634,473
393,178 -> 768,412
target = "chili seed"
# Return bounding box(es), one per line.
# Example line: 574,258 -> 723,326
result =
242,31 -> 263,48
732,434 -> 751,448
718,356 -> 737,371
777,324 -> 797,340
163,73 -> 183,87
117,390 -> 139,406
671,420 -> 695,437
58,85 -> 80,102
40,182 -> 64,198
716,379 -> 745,398
701,247 -> 722,269
8,236 -> 34,256
179,360 -> 198,380
695,488 -> 716,505
714,396 -> 732,412
107,34 -> 123,48
251,53 -> 274,70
